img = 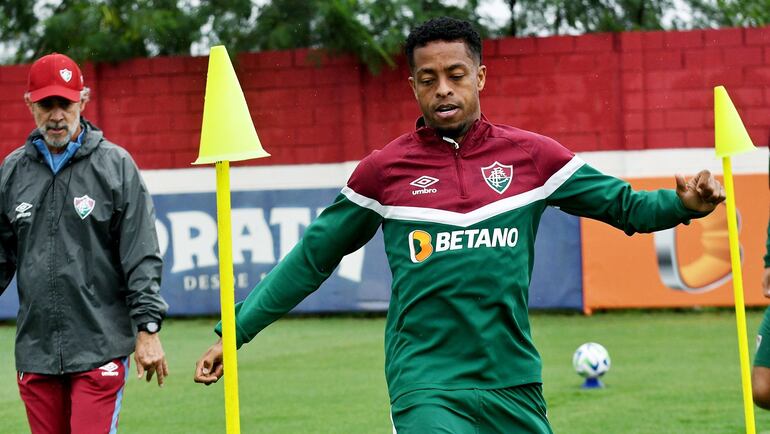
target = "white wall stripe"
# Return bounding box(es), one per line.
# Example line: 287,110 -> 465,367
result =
579,147 -> 766,179
141,148 -> 767,195
341,156 -> 585,227
141,161 -> 359,195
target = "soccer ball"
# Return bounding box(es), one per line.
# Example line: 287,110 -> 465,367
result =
572,342 -> 611,379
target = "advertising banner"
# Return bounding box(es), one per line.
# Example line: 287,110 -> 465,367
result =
0,163 -> 584,319
581,155 -> 768,312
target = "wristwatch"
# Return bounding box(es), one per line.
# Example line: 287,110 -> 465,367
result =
137,321 -> 161,334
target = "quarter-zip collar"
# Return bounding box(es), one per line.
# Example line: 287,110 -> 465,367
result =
414,113 -> 492,154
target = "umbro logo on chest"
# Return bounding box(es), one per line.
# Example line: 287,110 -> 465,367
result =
409,161 -> 515,196
15,202 -> 33,219
410,176 -> 439,195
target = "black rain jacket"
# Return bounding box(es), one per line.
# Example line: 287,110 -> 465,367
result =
0,118 -> 167,374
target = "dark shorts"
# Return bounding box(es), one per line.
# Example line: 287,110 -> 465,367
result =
755,307 -> 770,368
391,383 -> 553,434
17,357 -> 129,434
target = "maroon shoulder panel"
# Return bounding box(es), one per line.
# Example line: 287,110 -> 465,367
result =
346,117 -> 576,214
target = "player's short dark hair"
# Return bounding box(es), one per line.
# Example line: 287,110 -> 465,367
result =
405,17 -> 482,70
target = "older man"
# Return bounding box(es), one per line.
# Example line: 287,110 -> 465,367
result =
0,53 -> 168,434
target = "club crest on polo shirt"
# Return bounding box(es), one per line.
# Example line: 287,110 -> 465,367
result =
74,195 -> 95,219
15,202 -> 33,219
410,175 -> 439,196
59,68 -> 72,83
481,162 -> 513,194
99,361 -> 120,377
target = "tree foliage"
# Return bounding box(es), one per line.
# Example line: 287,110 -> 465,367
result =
688,0 -> 770,28
506,0 -> 770,36
1,0 -> 488,72
1,0 -> 203,64
507,0 -> 684,36
195,0 -> 486,73
2,0 -> 769,70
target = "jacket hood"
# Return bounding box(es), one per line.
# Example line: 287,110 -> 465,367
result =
24,117 -> 103,161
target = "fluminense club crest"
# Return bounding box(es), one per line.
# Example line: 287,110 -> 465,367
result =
74,195 -> 95,219
481,161 -> 513,194
59,68 -> 73,83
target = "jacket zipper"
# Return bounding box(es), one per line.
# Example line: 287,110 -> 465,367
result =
45,170 -> 64,373
52,163 -> 75,374
442,137 -> 467,199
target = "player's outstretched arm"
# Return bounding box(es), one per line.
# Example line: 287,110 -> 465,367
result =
191,158 -> 383,386
548,162 -> 719,235
674,170 -> 725,213
194,339 -> 224,385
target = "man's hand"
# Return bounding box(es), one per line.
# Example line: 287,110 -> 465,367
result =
763,267 -> 770,299
134,331 -> 168,387
675,170 -> 726,213
194,339 -> 224,385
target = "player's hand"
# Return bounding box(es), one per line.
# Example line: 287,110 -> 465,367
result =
675,170 -> 725,214
763,267 -> 770,299
194,339 -> 224,385
134,331 -> 168,387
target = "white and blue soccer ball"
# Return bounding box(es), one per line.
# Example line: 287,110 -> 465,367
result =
572,342 -> 611,379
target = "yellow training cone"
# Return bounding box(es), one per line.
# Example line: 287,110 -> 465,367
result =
194,45 -> 271,434
194,45 -> 270,164
714,86 -> 756,158
715,85 -> 756,434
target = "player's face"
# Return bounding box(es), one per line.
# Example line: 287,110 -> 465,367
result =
409,40 -> 486,142
26,95 -> 85,149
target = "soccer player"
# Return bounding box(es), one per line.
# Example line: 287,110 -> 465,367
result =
0,53 -> 168,434
752,215 -> 770,409
194,17 -> 725,432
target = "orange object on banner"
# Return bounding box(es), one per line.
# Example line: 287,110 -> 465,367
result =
581,174 -> 768,313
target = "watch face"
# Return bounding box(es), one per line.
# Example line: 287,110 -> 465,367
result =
146,322 -> 159,333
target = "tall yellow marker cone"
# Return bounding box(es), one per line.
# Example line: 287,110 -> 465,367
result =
195,46 -> 270,164
715,85 -> 757,434
194,45 -> 271,434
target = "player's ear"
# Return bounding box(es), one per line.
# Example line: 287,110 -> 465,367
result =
78,87 -> 90,112
408,76 -> 418,100
476,65 -> 486,92
24,93 -> 34,113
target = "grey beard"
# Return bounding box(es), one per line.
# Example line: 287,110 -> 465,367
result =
39,127 -> 72,149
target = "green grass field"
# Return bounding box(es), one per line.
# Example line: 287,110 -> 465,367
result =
1,310 -> 770,433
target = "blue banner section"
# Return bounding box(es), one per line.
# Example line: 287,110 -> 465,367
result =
0,190 -> 582,319
153,188 -> 392,315
529,207 -> 583,309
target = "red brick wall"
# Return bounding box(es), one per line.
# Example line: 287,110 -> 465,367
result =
2,26 -> 768,169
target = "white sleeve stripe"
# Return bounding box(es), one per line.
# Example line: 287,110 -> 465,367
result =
341,155 -> 585,228
340,186 -> 389,215
543,155 -> 585,196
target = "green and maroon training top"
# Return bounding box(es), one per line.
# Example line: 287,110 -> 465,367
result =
224,115 -> 703,402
